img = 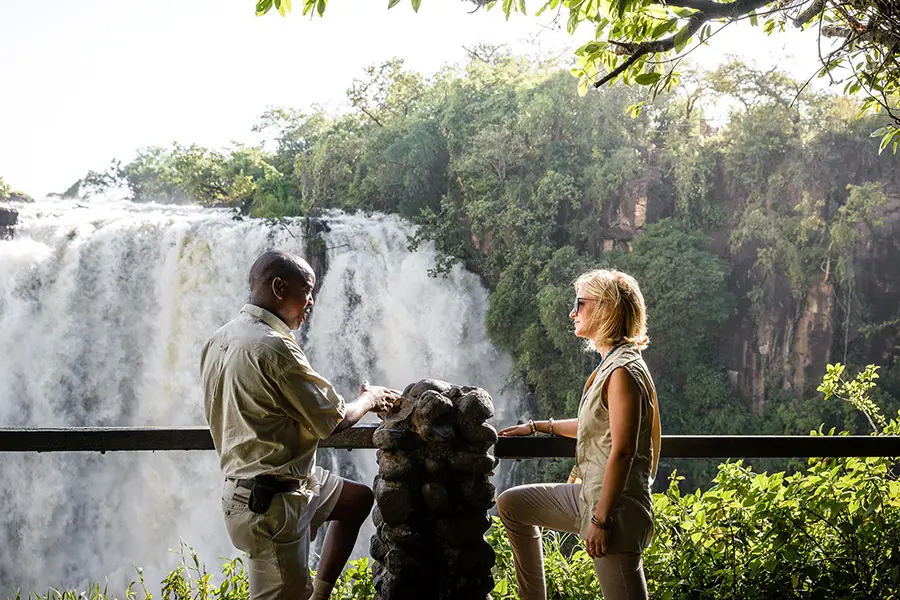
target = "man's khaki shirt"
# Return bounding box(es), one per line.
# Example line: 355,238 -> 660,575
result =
201,304 -> 346,481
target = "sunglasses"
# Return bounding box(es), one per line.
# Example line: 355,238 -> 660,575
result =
572,297 -> 592,314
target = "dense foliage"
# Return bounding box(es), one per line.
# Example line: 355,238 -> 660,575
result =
256,0 -> 900,151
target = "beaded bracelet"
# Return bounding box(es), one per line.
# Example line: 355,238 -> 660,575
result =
591,515 -> 613,530
548,418 -> 555,435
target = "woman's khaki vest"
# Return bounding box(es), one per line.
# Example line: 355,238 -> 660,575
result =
571,343 -> 661,553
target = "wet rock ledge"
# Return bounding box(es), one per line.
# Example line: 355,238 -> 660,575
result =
0,206 -> 17,239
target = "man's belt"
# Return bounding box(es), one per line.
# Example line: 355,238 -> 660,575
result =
231,475 -> 301,493
230,475 -> 301,514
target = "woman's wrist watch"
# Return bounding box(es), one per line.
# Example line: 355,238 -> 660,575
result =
591,514 -> 614,530
528,419 -> 538,435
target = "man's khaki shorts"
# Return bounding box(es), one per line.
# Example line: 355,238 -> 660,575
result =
221,466 -> 344,600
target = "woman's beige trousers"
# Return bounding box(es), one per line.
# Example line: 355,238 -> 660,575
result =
497,483 -> 648,600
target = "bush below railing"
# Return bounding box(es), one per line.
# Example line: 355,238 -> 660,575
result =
16,447 -> 900,600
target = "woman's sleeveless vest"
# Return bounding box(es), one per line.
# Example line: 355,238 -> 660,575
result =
574,343 -> 661,554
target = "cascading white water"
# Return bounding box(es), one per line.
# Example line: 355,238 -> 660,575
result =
0,199 -> 517,596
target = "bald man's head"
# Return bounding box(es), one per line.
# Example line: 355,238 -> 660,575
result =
248,250 -> 316,330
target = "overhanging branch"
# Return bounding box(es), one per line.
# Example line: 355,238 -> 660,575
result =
823,24 -> 900,46
659,0 -> 773,18
596,0 -> 773,87
793,0 -> 825,27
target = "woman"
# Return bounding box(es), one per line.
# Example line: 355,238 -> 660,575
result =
497,268 -> 661,600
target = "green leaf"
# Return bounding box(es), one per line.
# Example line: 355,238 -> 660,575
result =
519,0 -> 527,13
503,0 -> 513,17
388,0 -> 402,7
566,7 -> 580,34
878,129 -> 898,155
674,23 -> 692,53
644,4 -> 669,19
316,0 -> 326,15
255,0 -> 274,16
748,10 -> 757,26
635,72 -> 662,85
411,0 -> 421,12
651,18 -> 678,38
577,77 -> 589,96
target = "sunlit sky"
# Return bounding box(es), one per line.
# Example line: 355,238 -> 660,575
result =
1,0 -> 826,198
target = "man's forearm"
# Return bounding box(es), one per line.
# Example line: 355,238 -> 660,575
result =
332,393 -> 376,433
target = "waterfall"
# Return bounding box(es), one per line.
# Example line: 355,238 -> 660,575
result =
0,199 -> 517,595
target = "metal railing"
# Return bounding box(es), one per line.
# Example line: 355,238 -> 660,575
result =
1,426 -> 898,458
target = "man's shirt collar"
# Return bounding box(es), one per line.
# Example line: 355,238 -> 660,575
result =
241,303 -> 293,337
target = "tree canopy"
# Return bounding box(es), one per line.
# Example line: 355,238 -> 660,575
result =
256,0 -> 900,151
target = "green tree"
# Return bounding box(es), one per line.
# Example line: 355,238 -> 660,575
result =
256,0 -> 900,150
346,58 -> 426,127
624,219 -> 733,373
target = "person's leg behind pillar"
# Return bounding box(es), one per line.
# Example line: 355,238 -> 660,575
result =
496,483 -> 582,600
311,472 -> 374,600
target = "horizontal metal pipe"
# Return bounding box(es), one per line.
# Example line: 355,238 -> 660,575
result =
1,427 -> 898,459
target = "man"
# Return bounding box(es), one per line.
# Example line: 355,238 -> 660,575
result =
201,250 -> 397,600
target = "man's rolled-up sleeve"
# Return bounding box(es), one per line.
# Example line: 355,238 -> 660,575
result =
276,363 -> 346,439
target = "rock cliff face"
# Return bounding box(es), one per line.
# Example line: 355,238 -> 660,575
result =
8,191 -> 33,204
722,274 -> 836,414
598,166 -> 672,254
0,207 -> 17,239
601,157 -> 900,413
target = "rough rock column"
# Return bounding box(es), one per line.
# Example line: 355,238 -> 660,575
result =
370,378 -> 499,600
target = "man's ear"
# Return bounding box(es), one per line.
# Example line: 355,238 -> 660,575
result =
271,277 -> 285,300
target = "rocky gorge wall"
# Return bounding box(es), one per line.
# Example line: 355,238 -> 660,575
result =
590,149 -> 900,414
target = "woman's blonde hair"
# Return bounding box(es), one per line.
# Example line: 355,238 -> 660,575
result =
574,269 -> 649,351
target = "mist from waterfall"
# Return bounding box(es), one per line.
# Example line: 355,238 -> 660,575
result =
0,199 -> 518,596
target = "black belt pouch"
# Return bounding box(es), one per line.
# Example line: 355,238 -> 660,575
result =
248,476 -> 278,514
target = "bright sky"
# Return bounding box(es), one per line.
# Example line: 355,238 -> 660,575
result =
1,0 -> 826,198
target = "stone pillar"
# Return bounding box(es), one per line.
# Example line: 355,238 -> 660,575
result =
370,379 -> 499,600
